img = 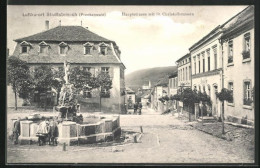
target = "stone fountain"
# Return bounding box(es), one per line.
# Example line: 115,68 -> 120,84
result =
16,60 -> 121,146
55,61 -> 77,121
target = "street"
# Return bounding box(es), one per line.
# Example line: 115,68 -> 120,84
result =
7,107 -> 254,164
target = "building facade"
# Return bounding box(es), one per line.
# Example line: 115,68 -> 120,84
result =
221,6 -> 254,124
10,22 -> 126,113
189,26 -> 224,118
176,54 -> 191,90
168,71 -> 178,96
125,87 -> 136,109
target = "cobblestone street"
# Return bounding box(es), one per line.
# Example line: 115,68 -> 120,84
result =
7,108 -> 254,164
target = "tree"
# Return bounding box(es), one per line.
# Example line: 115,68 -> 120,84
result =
34,65 -> 60,109
69,66 -> 94,94
216,88 -> 233,134
96,72 -> 113,111
7,57 -> 34,110
180,88 -> 200,121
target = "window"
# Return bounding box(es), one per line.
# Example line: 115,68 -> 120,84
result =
194,57 -> 196,75
186,67 -> 188,81
208,55 -> 210,71
58,67 -> 63,72
208,85 -> 211,98
60,46 -> 66,55
243,33 -> 251,59
40,46 -> 48,54
202,52 -> 205,73
100,47 -> 106,55
228,40 -> 233,63
189,66 -> 191,80
213,46 -> 217,69
83,90 -> 92,98
198,60 -> 201,73
22,46 -> 28,53
183,68 -> 185,81
243,81 -> 252,106
84,47 -> 91,55
101,67 -> 109,74
244,33 -> 250,52
228,82 -> 234,103
83,67 -> 91,72
101,88 -> 110,98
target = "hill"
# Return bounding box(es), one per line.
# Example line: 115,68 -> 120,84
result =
125,66 -> 177,91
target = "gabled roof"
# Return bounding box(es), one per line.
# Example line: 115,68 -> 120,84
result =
176,53 -> 190,63
168,71 -> 178,78
15,26 -> 112,42
126,87 -> 135,94
221,5 -> 254,39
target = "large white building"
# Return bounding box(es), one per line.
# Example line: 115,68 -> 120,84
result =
221,6 -> 254,125
189,26 -> 224,118
9,21 -> 126,113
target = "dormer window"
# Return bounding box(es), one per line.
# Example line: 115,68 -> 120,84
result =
39,41 -> 49,54
85,47 -> 91,55
59,42 -> 68,55
20,41 -> 31,54
83,42 -> 93,55
22,46 -> 28,53
99,42 -> 108,55
101,47 -> 106,55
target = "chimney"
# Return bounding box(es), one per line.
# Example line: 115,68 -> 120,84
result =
45,20 -> 49,30
81,20 -> 82,26
85,27 -> 88,29
59,20 -> 61,26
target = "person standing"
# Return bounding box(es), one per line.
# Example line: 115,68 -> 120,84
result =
12,117 -> 21,145
133,102 -> 138,114
138,102 -> 143,115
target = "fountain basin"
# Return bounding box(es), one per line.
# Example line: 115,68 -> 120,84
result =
17,114 -> 121,145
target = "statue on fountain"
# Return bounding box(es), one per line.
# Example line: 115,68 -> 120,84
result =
56,61 -> 78,121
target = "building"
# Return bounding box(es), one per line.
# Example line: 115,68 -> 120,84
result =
142,80 -> 151,90
151,77 -> 168,110
176,53 -> 191,91
10,21 -> 126,113
168,71 -> 178,96
140,90 -> 151,108
220,6 -> 254,124
125,87 -> 136,109
189,25 -> 224,118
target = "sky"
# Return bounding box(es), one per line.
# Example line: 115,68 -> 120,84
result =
7,5 -> 248,74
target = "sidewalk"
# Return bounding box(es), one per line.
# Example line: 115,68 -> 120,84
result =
176,114 -> 255,160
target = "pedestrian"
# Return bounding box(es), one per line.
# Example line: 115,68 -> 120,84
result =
49,118 -> 59,146
134,102 -> 138,114
138,102 -> 143,115
36,119 -> 49,146
12,117 -> 21,145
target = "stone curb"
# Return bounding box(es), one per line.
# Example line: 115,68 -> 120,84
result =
189,124 -> 228,141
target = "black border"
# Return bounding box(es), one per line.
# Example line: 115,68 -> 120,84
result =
2,0 -> 259,167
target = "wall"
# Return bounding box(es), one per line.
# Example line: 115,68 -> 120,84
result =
190,32 -> 223,118
223,28 -> 254,122
7,85 -> 24,107
177,57 -> 191,88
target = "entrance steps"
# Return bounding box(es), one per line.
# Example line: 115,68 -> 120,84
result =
197,116 -> 216,123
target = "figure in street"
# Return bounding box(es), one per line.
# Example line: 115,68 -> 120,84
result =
134,102 -> 138,114
12,117 -> 21,145
138,102 -> 143,115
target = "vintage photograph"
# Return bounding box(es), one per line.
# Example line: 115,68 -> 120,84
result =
6,5 -> 255,164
